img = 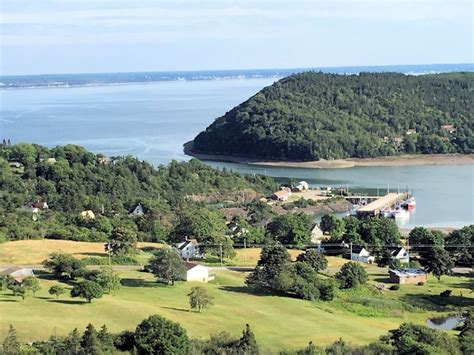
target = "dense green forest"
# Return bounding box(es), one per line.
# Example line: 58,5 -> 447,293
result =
193,72 -> 474,160
0,143 -> 277,243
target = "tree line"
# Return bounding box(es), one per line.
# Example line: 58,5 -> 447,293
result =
193,72 -> 473,160
3,312 -> 473,354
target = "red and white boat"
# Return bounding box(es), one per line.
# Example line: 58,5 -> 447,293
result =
405,196 -> 416,210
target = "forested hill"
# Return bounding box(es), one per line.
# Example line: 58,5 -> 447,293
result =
0,143 -> 277,242
193,72 -> 474,161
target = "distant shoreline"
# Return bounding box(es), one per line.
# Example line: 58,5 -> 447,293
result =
184,141 -> 474,169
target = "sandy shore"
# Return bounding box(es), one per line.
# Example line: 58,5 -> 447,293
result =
184,141 -> 474,169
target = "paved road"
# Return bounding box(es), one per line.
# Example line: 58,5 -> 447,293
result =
1,264 -> 471,274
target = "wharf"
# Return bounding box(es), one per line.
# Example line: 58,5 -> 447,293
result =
354,193 -> 406,218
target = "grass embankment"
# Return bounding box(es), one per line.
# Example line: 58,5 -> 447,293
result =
1,240 -> 472,352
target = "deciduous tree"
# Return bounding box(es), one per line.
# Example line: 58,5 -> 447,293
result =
147,248 -> 186,285
134,315 -> 190,354
187,286 -> 215,312
70,280 -> 104,303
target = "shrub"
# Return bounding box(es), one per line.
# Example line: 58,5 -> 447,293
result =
417,281 -> 425,286
440,290 -> 452,297
335,262 -> 368,289
389,285 -> 400,291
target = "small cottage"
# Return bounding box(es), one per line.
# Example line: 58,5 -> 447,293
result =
29,201 -> 49,210
0,267 -> 35,283
184,262 -> 214,283
351,246 -> 375,264
389,268 -> 427,284
271,190 -> 291,201
441,124 -> 456,133
389,247 -> 410,264
129,203 -> 144,217
177,239 -> 205,260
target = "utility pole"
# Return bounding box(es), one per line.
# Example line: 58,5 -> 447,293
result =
107,242 -> 112,267
219,243 -> 223,267
243,238 -> 247,266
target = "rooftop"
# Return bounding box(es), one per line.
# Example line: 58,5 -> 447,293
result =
389,268 -> 426,277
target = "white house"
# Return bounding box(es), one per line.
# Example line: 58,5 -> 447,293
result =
29,201 -> 49,210
310,225 -> 324,244
176,239 -> 204,259
184,262 -> 214,283
129,203 -> 144,217
351,246 -> 375,264
295,181 -> 309,191
390,247 -> 410,264
0,266 -> 35,283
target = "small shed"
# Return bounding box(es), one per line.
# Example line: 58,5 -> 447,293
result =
271,190 -> 291,201
185,262 -> 214,283
351,246 -> 375,264
389,268 -> 427,284
0,267 -> 35,283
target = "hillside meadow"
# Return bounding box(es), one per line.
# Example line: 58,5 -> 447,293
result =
1,240 -> 472,352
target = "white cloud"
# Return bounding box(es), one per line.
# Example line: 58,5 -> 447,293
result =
0,0 -> 471,46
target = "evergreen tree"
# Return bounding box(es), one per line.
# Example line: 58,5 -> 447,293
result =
296,249 -> 328,272
64,328 -> 83,354
335,262 -> 368,289
81,324 -> 101,355
97,325 -> 115,352
235,324 -> 259,354
2,325 -> 20,355
246,243 -> 292,293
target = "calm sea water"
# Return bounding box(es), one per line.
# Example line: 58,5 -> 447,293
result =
1,77 -> 473,228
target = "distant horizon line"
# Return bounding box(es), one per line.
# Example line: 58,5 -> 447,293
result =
1,62 -> 473,78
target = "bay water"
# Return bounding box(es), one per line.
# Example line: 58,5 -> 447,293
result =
1,77 -> 473,228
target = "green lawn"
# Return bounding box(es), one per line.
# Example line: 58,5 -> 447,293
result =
2,268 -> 472,352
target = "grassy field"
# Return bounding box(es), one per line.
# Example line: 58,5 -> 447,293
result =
0,240 -> 345,268
0,269 -> 442,352
0,240 -> 161,265
1,240 -> 472,352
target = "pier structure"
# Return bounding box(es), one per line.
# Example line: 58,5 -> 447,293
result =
354,193 -> 406,218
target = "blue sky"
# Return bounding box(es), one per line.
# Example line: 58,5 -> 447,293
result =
0,0 -> 472,75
